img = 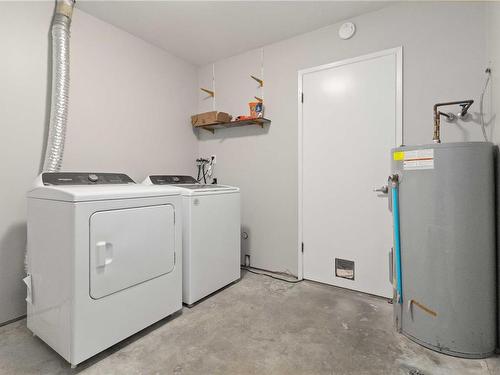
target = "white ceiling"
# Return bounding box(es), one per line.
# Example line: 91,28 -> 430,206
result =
76,1 -> 389,66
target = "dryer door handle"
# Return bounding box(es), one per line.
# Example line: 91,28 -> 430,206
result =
96,241 -> 113,268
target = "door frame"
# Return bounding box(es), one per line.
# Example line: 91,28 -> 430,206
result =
297,47 -> 403,280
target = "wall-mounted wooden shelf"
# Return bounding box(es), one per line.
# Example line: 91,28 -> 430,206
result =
196,118 -> 271,134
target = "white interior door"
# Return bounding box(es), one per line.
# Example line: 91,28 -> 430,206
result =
300,49 -> 401,298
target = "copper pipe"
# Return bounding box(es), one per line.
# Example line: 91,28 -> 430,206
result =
433,109 -> 441,143
432,100 -> 474,143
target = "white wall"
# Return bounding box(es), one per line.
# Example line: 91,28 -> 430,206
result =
197,2 -> 489,275
487,2 -> 500,144
0,2 -> 198,324
64,9 -> 198,178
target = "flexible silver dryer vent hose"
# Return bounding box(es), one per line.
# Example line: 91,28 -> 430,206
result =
43,0 -> 75,172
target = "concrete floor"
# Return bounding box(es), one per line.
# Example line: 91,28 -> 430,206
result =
1,270 -> 499,375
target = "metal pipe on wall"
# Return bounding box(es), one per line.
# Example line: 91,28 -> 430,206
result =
43,0 -> 75,172
432,100 -> 474,143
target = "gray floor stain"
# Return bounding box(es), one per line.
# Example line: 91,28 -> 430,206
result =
0,270 -> 499,375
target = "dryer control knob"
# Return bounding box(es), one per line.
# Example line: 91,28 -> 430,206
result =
88,174 -> 99,182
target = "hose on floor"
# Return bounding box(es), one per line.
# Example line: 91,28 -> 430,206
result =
241,266 -> 302,284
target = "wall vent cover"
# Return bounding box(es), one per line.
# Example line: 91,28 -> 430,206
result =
335,258 -> 354,280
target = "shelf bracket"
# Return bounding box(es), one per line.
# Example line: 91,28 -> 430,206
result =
250,75 -> 263,87
253,120 -> 265,128
201,126 -> 215,134
200,88 -> 214,97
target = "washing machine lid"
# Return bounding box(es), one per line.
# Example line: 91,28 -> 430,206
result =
27,173 -> 181,202
175,184 -> 239,194
145,175 -> 239,195
148,175 -> 198,185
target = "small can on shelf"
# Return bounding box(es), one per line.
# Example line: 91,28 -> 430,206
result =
249,102 -> 264,118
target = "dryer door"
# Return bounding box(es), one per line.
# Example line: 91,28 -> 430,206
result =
89,204 -> 175,299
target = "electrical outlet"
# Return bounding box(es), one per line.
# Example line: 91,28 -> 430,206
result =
211,155 -> 216,164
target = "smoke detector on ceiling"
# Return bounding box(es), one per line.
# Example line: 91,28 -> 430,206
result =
339,22 -> 356,40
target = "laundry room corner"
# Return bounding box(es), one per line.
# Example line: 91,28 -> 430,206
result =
0,2 -> 199,325
2,1 -> 500,373
63,8 -> 199,182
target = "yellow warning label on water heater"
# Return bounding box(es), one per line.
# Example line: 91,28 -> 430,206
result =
393,151 -> 405,161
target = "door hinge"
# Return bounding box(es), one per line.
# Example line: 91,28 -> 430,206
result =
174,252 -> 176,264
173,211 -> 176,224
301,92 -> 304,103
301,242 -> 304,253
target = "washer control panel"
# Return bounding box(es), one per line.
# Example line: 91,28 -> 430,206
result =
149,175 -> 198,185
42,172 -> 135,185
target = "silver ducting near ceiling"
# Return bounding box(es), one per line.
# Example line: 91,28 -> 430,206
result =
43,0 -> 75,172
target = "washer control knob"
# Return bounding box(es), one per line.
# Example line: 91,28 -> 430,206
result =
88,174 -> 99,182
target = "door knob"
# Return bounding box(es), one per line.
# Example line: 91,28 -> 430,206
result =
373,185 -> 389,194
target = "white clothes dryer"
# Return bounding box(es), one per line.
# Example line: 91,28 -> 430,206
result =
26,172 -> 182,367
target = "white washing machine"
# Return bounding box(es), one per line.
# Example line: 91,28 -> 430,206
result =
26,172 -> 182,367
144,175 -> 240,305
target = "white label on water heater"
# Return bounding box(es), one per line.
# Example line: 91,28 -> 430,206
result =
402,149 -> 434,170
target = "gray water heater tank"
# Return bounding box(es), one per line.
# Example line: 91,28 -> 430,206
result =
391,142 -> 496,358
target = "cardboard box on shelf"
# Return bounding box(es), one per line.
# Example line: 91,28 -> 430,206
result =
191,111 -> 232,127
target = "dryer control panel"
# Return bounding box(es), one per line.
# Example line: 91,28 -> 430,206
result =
149,175 -> 198,185
42,172 -> 135,185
